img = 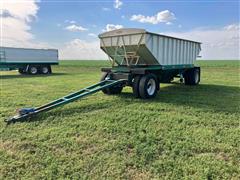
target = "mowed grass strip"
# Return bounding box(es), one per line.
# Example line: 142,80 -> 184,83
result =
0,60 -> 239,179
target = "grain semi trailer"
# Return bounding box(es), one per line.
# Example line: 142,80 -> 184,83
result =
0,47 -> 58,75
6,28 -> 202,123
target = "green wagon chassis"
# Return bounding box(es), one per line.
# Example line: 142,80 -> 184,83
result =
6,64 -> 200,124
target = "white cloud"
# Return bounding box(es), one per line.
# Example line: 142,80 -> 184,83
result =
69,20 -> 76,24
1,0 -> 38,22
59,39 -> 107,60
103,24 -> 123,32
0,0 -> 43,48
0,9 -> 13,18
102,7 -> 110,11
64,20 -> 76,24
223,24 -> 240,31
65,24 -> 88,32
88,33 -> 97,37
130,10 -> 175,25
164,24 -> 240,60
166,22 -> 172,25
114,0 -> 123,9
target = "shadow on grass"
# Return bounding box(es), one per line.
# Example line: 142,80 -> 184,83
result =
119,83 -> 240,113
0,73 -> 66,79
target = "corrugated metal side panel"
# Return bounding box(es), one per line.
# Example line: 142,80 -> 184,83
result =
1,47 -> 58,63
145,34 -> 200,65
158,36 -> 164,65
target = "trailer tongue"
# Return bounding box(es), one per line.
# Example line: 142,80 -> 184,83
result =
6,79 -> 126,124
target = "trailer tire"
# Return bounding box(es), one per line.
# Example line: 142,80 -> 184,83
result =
100,72 -> 109,94
139,74 -> 158,99
40,65 -> 51,74
132,75 -> 142,98
18,68 -> 26,74
184,68 -> 200,85
100,72 -> 123,95
28,66 -> 38,75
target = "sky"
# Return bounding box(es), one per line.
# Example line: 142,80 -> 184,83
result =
1,0 -> 239,60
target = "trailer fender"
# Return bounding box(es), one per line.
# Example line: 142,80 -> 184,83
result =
101,67 -> 112,73
131,68 -> 146,75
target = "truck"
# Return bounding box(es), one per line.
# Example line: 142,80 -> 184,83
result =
0,47 -> 59,75
6,28 -> 202,123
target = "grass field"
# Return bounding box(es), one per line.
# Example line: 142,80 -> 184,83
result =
0,60 -> 239,179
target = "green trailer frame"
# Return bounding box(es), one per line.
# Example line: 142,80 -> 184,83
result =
6,63 -> 200,124
101,64 -> 198,83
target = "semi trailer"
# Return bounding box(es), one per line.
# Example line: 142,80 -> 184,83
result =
0,47 -> 59,75
6,28 -> 201,123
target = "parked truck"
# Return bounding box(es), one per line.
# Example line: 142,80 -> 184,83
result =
0,47 -> 59,75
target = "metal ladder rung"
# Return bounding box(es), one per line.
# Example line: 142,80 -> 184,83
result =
126,52 -> 136,55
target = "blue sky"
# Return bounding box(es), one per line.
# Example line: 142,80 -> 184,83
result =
34,1 -> 238,42
2,0 -> 240,59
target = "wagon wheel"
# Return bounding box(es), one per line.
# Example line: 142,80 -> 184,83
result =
100,72 -> 123,95
138,74 -> 159,99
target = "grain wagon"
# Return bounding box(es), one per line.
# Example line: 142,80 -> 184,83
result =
0,47 -> 59,74
6,28 -> 201,123
99,28 -> 201,98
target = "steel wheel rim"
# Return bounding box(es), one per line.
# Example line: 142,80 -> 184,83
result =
105,74 -> 110,80
30,67 -> 37,74
195,71 -> 199,83
42,67 -> 48,74
147,78 -> 156,95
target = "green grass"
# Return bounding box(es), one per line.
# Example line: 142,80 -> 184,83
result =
0,60 -> 239,179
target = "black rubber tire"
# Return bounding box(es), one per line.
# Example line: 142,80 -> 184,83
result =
100,72 -> 123,95
193,68 -> 200,85
28,66 -> 38,75
40,66 -> 51,74
100,72 -> 109,94
184,68 -> 200,85
139,74 -> 158,99
132,75 -> 142,98
18,68 -> 26,74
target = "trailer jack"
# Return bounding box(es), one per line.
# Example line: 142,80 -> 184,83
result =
5,79 -> 126,124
